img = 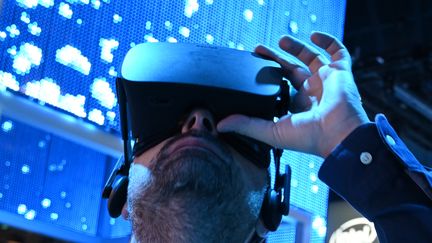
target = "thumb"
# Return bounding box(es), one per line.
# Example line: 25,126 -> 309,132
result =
218,112 -> 322,155
217,114 -> 280,147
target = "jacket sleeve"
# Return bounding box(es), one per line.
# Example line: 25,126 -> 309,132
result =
318,114 -> 432,243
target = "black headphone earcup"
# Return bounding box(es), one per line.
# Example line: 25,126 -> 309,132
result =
108,176 -> 129,218
260,189 -> 282,231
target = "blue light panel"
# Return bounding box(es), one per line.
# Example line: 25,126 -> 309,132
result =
0,0 -> 345,130
0,0 -> 346,241
0,115 -> 131,241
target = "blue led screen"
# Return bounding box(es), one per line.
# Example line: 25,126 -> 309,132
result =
0,0 -> 346,241
0,0 -> 346,130
0,115 -> 132,241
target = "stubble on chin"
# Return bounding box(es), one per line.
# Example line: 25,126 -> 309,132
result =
128,142 -> 256,242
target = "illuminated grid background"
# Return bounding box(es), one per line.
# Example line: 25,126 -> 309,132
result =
0,0 -> 346,241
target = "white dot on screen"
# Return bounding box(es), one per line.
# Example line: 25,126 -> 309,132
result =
21,165 -> 30,174
17,204 -> 27,215
110,218 -> 116,225
309,162 -> 315,168
164,21 -> 172,30
145,35 -> 158,43
92,0 -> 101,9
318,226 -> 327,237
106,111 -> 116,121
41,198 -> 51,208
291,179 -> 298,187
290,20 -> 299,34
312,216 -> 324,228
243,9 -> 253,22
145,21 -> 151,30
205,34 -> 214,44
50,213 -> 59,220
108,67 -> 117,76
167,36 -> 177,43
24,210 -> 36,220
48,164 -> 56,171
38,140 -> 46,148
1,121 -> 13,132
310,14 -> 317,23
309,173 -> 317,182
179,26 -> 190,37
113,14 -> 122,23
311,185 -> 319,193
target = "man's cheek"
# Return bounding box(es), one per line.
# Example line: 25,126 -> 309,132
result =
127,163 -> 152,211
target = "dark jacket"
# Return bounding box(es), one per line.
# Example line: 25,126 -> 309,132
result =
319,114 -> 432,243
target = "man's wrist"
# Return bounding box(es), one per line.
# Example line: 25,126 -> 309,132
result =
321,115 -> 371,158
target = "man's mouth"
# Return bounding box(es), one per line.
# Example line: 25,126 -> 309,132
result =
167,136 -> 231,163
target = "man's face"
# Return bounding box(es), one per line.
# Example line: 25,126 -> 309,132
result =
126,108 -> 268,242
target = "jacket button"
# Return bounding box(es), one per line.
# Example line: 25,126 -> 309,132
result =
360,152 -> 373,165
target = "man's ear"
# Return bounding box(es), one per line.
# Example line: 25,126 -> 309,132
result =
122,202 -> 129,220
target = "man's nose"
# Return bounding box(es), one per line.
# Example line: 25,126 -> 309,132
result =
181,109 -> 217,135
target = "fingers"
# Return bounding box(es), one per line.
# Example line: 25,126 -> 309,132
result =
257,32 -> 349,75
255,45 -> 310,90
310,31 -> 351,66
254,43 -> 324,109
254,32 -> 347,110
302,75 -> 323,100
291,89 -> 313,112
217,114 -> 283,148
278,35 -> 330,73
255,45 -> 300,71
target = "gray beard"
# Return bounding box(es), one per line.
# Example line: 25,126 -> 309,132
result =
128,132 -> 263,243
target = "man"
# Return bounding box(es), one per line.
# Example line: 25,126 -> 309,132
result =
124,32 -> 432,242
127,108 -> 268,242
